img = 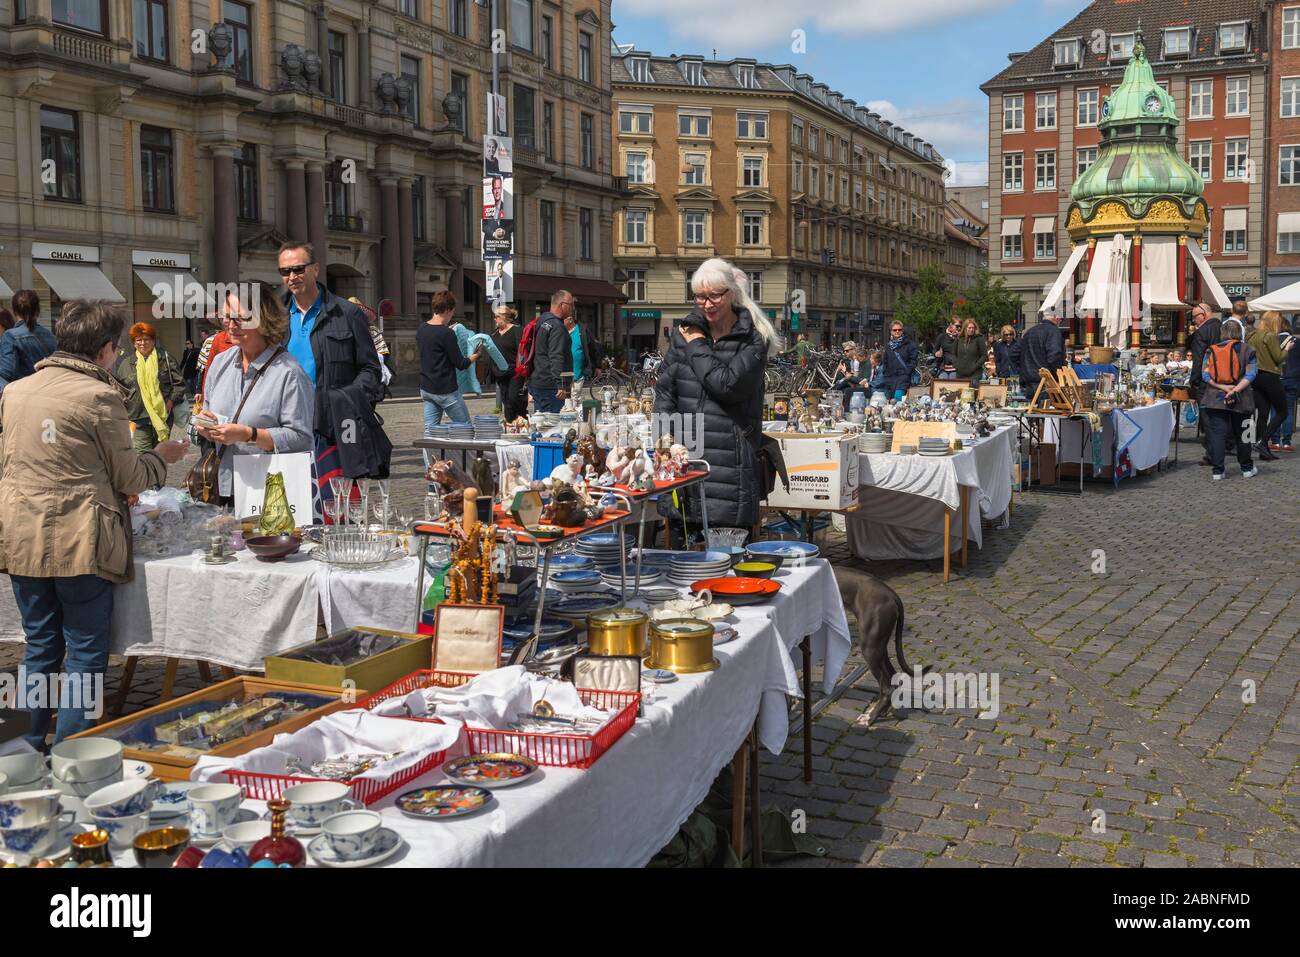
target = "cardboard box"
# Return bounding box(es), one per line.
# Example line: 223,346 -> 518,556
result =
264,627 -> 432,693
764,432 -> 860,510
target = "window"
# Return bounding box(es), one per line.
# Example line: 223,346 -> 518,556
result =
625,152 -> 648,183
628,56 -> 651,83
743,156 -> 762,187
540,200 -> 555,256
578,32 -> 592,83
826,168 -> 834,197
140,125 -> 174,213
1003,152 -> 1023,191
744,271 -> 762,299
825,136 -> 834,161
1219,22 -> 1247,52
1035,150 -> 1056,190
412,176 -> 426,241
541,15 -> 553,69
512,83 -> 535,149
235,144 -> 258,222
793,158 -> 803,193
1164,27 -> 1191,58
625,269 -> 646,301
1189,79 -> 1213,119
1189,140 -> 1212,180
1281,145 -> 1300,185
1224,223 -> 1246,253
1225,138 -> 1249,180
682,60 -> 704,85
619,106 -> 652,134
684,153 -> 705,185
678,111 -> 710,137
1076,146 -> 1098,177
841,174 -> 849,205
1279,229 -> 1300,253
53,0 -> 105,34
809,163 -> 819,197
1226,77 -> 1249,117
1077,88 -> 1099,126
40,107 -> 81,202
461,187 -> 473,247
580,113 -> 594,168
791,117 -> 803,145
742,211 -> 763,245
736,111 -> 768,139
326,158 -> 351,219
1002,234 -> 1022,260
542,101 -> 555,160
625,209 -> 647,244
684,210 -> 705,244
1053,38 -> 1080,68
450,73 -> 469,133
400,55 -> 420,123
1110,32 -> 1135,62
328,31 -> 346,103
450,0 -> 468,38
510,0 -> 533,50
1003,94 -> 1024,131
1201,210 -> 1211,252
736,64 -> 756,89
1035,232 -> 1055,260
399,0 -> 417,17
1286,8 -> 1300,49
809,128 -> 819,152
1283,78 -> 1300,118
579,207 -> 593,260
222,1 -> 252,82
1035,92 -> 1056,130
133,0 -> 168,61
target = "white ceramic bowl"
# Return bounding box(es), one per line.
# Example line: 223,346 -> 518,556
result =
53,766 -> 123,799
84,778 -> 157,819
221,819 -> 271,852
0,751 -> 48,790
51,737 -> 123,785
321,810 -> 383,861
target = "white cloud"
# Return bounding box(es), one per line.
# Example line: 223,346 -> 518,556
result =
615,0 -> 1013,47
867,97 -> 989,187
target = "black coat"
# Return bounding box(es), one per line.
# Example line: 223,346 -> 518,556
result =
1188,318 -> 1222,400
1018,320 -> 1066,385
653,307 -> 768,528
993,339 -> 1021,378
528,312 -> 569,390
881,335 -> 918,396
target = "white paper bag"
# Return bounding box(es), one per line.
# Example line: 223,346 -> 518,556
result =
233,451 -> 314,527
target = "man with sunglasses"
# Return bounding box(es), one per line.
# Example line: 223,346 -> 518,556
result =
526,289 -> 575,413
1188,301 -> 1223,464
278,242 -> 390,505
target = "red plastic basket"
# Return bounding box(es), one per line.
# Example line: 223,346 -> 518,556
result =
361,669 -> 641,770
223,742 -> 450,806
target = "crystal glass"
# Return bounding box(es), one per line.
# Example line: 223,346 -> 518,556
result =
424,493 -> 444,523
329,476 -> 354,514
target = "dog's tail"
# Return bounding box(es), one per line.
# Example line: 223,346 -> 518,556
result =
891,589 -> 928,676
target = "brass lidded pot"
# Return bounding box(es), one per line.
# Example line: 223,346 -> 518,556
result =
648,618 -> 717,674
586,608 -> 649,657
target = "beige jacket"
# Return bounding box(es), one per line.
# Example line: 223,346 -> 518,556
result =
0,353 -> 167,584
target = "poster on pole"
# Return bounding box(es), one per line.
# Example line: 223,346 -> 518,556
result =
482,112 -> 514,306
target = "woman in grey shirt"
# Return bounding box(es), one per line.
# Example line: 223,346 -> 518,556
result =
195,283 -> 314,499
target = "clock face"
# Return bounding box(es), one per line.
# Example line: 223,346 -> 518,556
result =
1101,99 -> 1112,120
1144,93 -> 1162,114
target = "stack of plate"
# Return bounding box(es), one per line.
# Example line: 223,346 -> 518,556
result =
668,551 -> 733,586
918,437 -> 951,457
548,554 -> 594,572
745,540 -> 821,567
472,415 -> 503,441
425,424 -> 450,440
599,563 -> 662,589
575,532 -> 633,565
550,569 -> 603,592
447,422 -> 475,442
859,432 -> 891,454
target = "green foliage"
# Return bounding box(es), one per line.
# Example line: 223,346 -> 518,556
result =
893,265 -> 953,343
954,269 -> 1023,336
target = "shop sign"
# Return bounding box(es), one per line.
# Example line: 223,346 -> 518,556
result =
623,308 -> 661,319
1223,284 -> 1254,297
32,242 -> 99,262
132,250 -> 192,269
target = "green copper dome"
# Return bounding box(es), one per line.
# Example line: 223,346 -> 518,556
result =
1070,34 -> 1203,222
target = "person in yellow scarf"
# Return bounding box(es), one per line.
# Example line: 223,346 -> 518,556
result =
112,322 -> 185,452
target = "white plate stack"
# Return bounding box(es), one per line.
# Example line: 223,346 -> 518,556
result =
667,551 -> 733,587
918,437 -> 952,457
472,415 -> 503,442
574,532 -> 633,566
859,432 -> 891,454
599,564 -> 662,589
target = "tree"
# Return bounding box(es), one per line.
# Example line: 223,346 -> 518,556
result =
893,265 -> 952,345
954,268 -> 1023,336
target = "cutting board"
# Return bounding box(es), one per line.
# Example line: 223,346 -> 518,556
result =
890,420 -> 956,454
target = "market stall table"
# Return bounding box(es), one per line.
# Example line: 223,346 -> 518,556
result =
1043,399 -> 1175,485
846,425 -> 1016,581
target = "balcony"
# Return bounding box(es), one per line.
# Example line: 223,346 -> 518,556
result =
328,101 -> 369,130
51,28 -> 114,65
328,214 -> 365,233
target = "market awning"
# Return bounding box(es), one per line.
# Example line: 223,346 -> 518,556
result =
1223,208 -> 1247,232
0,275 -> 12,298
1032,216 -> 1055,234
133,267 -> 215,314
1000,217 -> 1022,238
1040,242 -> 1088,312
465,270 -> 628,304
1250,278 -> 1300,311
33,260 -> 124,302
1186,241 -> 1233,310
1140,236 -> 1184,307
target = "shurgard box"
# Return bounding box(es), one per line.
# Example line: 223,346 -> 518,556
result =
764,432 -> 859,510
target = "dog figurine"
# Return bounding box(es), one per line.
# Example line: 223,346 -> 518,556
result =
832,564 -> 924,726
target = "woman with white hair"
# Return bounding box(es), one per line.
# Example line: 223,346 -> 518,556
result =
653,258 -> 779,542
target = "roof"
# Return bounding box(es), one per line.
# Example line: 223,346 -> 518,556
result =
945,221 -> 983,249
982,0 -> 1265,91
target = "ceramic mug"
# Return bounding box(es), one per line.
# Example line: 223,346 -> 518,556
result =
282,782 -> 361,828
0,811 -> 75,856
0,751 -> 48,790
220,819 -> 271,852
186,783 -> 244,839
321,809 -> 383,861
90,810 -> 152,850
84,778 -> 162,819
52,766 -> 124,799
51,738 -> 123,786
0,788 -> 63,829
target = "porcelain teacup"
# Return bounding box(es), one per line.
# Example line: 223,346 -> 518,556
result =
0,751 -> 48,790
186,783 -> 244,839
84,778 -> 161,819
53,766 -> 123,799
50,738 -> 123,785
282,782 -> 360,829
0,812 -> 75,856
89,809 -> 152,850
221,819 -> 271,852
0,788 -> 63,829
321,810 -> 383,861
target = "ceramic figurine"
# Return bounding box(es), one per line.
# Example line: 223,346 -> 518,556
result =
549,453 -> 585,486
501,459 -> 528,499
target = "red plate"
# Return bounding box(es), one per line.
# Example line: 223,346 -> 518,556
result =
691,577 -> 782,597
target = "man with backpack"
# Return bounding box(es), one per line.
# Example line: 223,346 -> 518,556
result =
1199,316 -> 1258,480
524,290 -> 573,413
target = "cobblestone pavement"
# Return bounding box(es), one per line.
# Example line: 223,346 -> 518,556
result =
2,399 -> 1297,867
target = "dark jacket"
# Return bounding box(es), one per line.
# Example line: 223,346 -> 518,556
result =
946,334 -> 988,380
1018,320 -> 1066,385
180,346 -> 201,379
111,346 -> 186,425
881,334 -> 918,396
653,307 -> 768,528
283,286 -> 390,478
490,324 -> 521,383
0,323 -> 58,392
993,338 -> 1021,378
1283,331 -> 1300,386
1199,339 -> 1257,415
528,311 -> 569,390
1188,318 -> 1222,400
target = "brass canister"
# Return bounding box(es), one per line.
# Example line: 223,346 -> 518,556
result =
586,609 -> 649,657
648,618 -> 717,674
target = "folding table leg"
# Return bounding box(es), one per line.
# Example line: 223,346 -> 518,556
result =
112,657 -> 139,717
731,739 -> 748,859
959,486 -> 970,569
196,660 -> 213,683
943,508 -> 952,583
801,636 -> 813,784
749,723 -> 762,868
220,667 -> 236,680
160,658 -> 180,703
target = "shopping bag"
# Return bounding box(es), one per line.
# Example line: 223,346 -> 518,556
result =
233,451 -> 314,528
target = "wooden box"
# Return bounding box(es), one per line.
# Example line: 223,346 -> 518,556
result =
76,677 -> 356,782
264,628 -> 433,695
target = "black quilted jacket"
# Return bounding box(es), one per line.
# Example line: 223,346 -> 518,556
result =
653,307 -> 768,528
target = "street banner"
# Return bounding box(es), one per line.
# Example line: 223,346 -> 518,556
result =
482,115 -> 514,305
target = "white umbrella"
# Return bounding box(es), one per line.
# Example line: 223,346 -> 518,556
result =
1101,234 -> 1131,348
1249,279 -> 1300,312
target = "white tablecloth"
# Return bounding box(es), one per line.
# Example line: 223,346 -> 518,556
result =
0,549 -> 421,670
846,426 -> 1016,561
1050,400 -> 1174,475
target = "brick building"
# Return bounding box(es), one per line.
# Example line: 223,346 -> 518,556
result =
944,194 -> 988,292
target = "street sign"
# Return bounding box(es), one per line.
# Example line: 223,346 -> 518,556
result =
623,308 -> 661,319
790,312 -> 800,331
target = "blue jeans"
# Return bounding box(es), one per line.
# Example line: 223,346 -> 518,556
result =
10,574 -> 114,749
421,390 -> 470,432
1281,381 -> 1299,442
530,386 -> 563,413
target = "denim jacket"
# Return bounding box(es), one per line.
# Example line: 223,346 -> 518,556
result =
0,323 -> 58,392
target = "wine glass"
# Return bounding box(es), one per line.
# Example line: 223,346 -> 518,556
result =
424,493 -> 444,524
348,501 -> 366,528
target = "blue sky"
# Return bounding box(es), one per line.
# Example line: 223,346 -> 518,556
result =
611,0 -> 1091,185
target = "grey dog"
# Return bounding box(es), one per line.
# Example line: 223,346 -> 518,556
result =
832,564 -> 924,726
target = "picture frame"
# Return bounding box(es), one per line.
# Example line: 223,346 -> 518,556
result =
432,604 -> 505,674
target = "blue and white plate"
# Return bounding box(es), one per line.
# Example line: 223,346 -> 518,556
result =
746,540 -> 820,563
151,780 -> 200,819
552,593 -> 622,616
552,569 -> 602,587
503,615 -> 576,641
308,827 -> 404,868
547,554 -> 595,571
630,549 -> 678,568
670,550 -> 732,565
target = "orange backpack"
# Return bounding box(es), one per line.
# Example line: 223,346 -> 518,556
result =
1205,341 -> 1243,386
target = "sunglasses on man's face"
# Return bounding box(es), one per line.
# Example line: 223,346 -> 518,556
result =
278,262 -> 315,277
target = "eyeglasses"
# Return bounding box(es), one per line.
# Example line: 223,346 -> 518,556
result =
693,292 -> 727,305
278,262 -> 315,277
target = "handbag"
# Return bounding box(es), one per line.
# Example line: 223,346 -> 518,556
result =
184,347 -> 285,504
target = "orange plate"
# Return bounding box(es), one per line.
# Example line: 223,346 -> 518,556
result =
690,577 -> 782,597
